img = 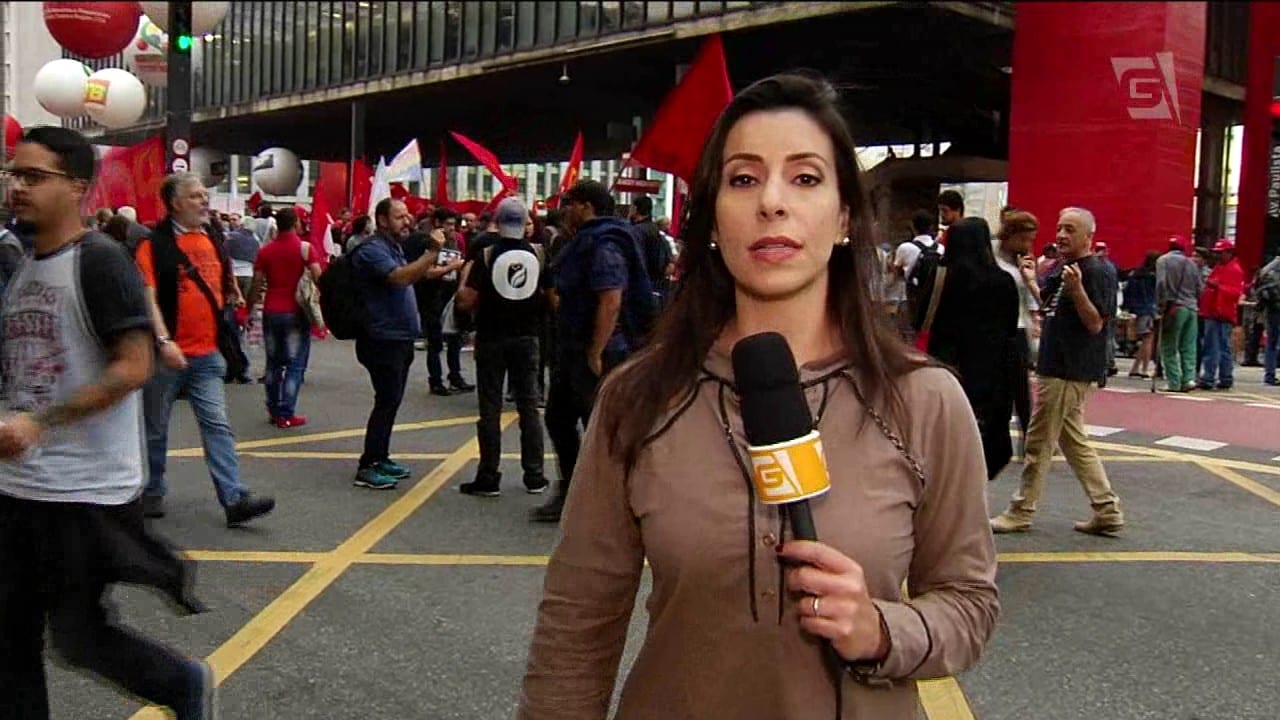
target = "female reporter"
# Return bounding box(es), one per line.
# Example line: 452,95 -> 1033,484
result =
517,73 -> 998,719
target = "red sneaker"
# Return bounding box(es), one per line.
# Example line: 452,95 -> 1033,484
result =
284,415 -> 307,428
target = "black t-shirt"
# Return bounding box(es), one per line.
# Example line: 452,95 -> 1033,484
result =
465,238 -> 545,339
1037,254 -> 1117,382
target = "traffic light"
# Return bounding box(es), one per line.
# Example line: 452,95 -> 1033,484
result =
172,2 -> 193,53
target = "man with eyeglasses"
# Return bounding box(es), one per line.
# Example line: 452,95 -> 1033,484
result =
0,127 -> 216,719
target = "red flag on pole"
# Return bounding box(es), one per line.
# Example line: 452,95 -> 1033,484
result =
434,140 -> 450,206
84,135 -> 165,224
350,160 -> 374,216
630,34 -> 733,182
309,161 -> 349,263
547,131 -> 584,209
449,131 -> 518,194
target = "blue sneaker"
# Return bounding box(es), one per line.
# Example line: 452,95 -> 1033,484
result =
179,658 -> 218,720
374,459 -> 411,480
353,467 -> 399,490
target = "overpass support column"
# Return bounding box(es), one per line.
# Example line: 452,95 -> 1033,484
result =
1007,2 -> 1205,269
348,100 -> 366,206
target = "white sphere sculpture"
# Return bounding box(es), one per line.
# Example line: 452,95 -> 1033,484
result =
34,58 -> 91,117
83,68 -> 148,129
252,147 -> 302,196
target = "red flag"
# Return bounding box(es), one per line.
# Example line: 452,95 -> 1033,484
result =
449,131 -> 518,194
547,131 -> 584,209
309,161 -> 348,263
389,182 -> 410,200
350,160 -> 374,216
630,34 -> 733,182
84,135 -> 165,223
434,141 -> 450,206
245,191 -> 263,217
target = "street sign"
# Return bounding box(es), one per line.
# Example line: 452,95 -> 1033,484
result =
172,158 -> 189,172
613,177 -> 662,193
172,138 -> 189,156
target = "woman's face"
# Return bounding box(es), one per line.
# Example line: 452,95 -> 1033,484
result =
524,215 -> 535,239
714,109 -> 848,302
1009,230 -> 1036,256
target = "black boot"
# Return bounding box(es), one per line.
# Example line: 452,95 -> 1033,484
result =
531,491 -> 565,523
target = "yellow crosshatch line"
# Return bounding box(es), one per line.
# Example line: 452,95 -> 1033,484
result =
144,413 -> 1280,720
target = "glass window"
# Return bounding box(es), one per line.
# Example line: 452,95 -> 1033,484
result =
310,2 -> 325,89
497,2 -> 516,53
237,6 -> 250,103
672,2 -> 696,19
601,2 -> 620,33
293,2 -> 306,92
535,2 -> 556,45
463,2 -> 482,59
269,3 -> 283,95
429,2 -> 448,65
355,1 -> 370,78
515,1 -> 535,49
623,1 -> 646,28
397,2 -> 413,71
342,2 -> 356,81
370,1 -> 386,77
413,2 -> 430,68
443,2 -> 461,62
556,1 -> 576,41
248,4 -> 261,99
579,2 -> 600,35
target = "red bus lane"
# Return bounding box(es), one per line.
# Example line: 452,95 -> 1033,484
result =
1080,389 -> 1280,454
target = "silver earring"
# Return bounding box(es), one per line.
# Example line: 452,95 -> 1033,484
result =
841,236 -> 851,246
709,241 -> 719,250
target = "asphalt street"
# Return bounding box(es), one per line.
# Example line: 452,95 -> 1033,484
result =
39,337 -> 1280,720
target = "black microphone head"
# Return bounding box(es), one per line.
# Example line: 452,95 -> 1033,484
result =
732,332 -> 812,446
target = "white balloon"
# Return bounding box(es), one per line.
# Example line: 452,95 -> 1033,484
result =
83,68 -> 148,129
252,147 -> 302,196
190,147 -> 229,187
34,59 -> 91,118
139,2 -> 228,35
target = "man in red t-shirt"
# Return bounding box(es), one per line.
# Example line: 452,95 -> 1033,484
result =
250,207 -> 323,427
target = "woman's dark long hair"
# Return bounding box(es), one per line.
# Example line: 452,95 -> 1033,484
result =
599,72 -> 930,468
942,217 -> 1000,287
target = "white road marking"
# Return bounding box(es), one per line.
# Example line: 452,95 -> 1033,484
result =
1085,425 -> 1125,437
1166,394 -> 1212,402
1101,387 -> 1142,394
1245,403 -> 1280,410
1154,436 -> 1229,452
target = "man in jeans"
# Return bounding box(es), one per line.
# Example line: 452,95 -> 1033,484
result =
351,198 -> 464,490
0,126 -> 214,720
1197,239 -> 1245,390
249,207 -> 323,427
137,172 -> 275,526
455,197 -> 549,497
1156,236 -> 1203,392
991,207 -> 1124,536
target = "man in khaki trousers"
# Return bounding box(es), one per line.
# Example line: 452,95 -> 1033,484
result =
991,207 -> 1125,536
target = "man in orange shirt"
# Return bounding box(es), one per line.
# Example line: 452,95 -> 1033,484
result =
136,172 -> 275,526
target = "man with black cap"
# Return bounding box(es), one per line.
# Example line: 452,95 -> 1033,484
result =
533,179 -> 635,523
455,197 -> 549,497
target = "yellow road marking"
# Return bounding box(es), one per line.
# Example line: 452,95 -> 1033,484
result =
183,550 -> 328,563
1194,461 -> 1280,509
167,415 -> 479,457
130,414 -> 515,720
919,677 -> 976,720
1094,440 -> 1280,477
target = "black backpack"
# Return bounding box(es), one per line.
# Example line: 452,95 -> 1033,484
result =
905,240 -> 943,330
592,224 -> 659,350
317,248 -> 369,340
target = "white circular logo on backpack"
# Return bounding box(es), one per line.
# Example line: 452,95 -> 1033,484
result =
490,249 -> 540,301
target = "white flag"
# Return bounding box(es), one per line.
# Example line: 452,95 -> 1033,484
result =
385,139 -> 424,186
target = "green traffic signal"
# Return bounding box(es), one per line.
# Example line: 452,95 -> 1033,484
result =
175,35 -> 193,52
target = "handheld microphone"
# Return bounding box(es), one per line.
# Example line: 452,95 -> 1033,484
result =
732,332 -> 831,541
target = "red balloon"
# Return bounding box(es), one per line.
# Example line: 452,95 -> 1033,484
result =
4,116 -> 21,161
43,2 -> 142,60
